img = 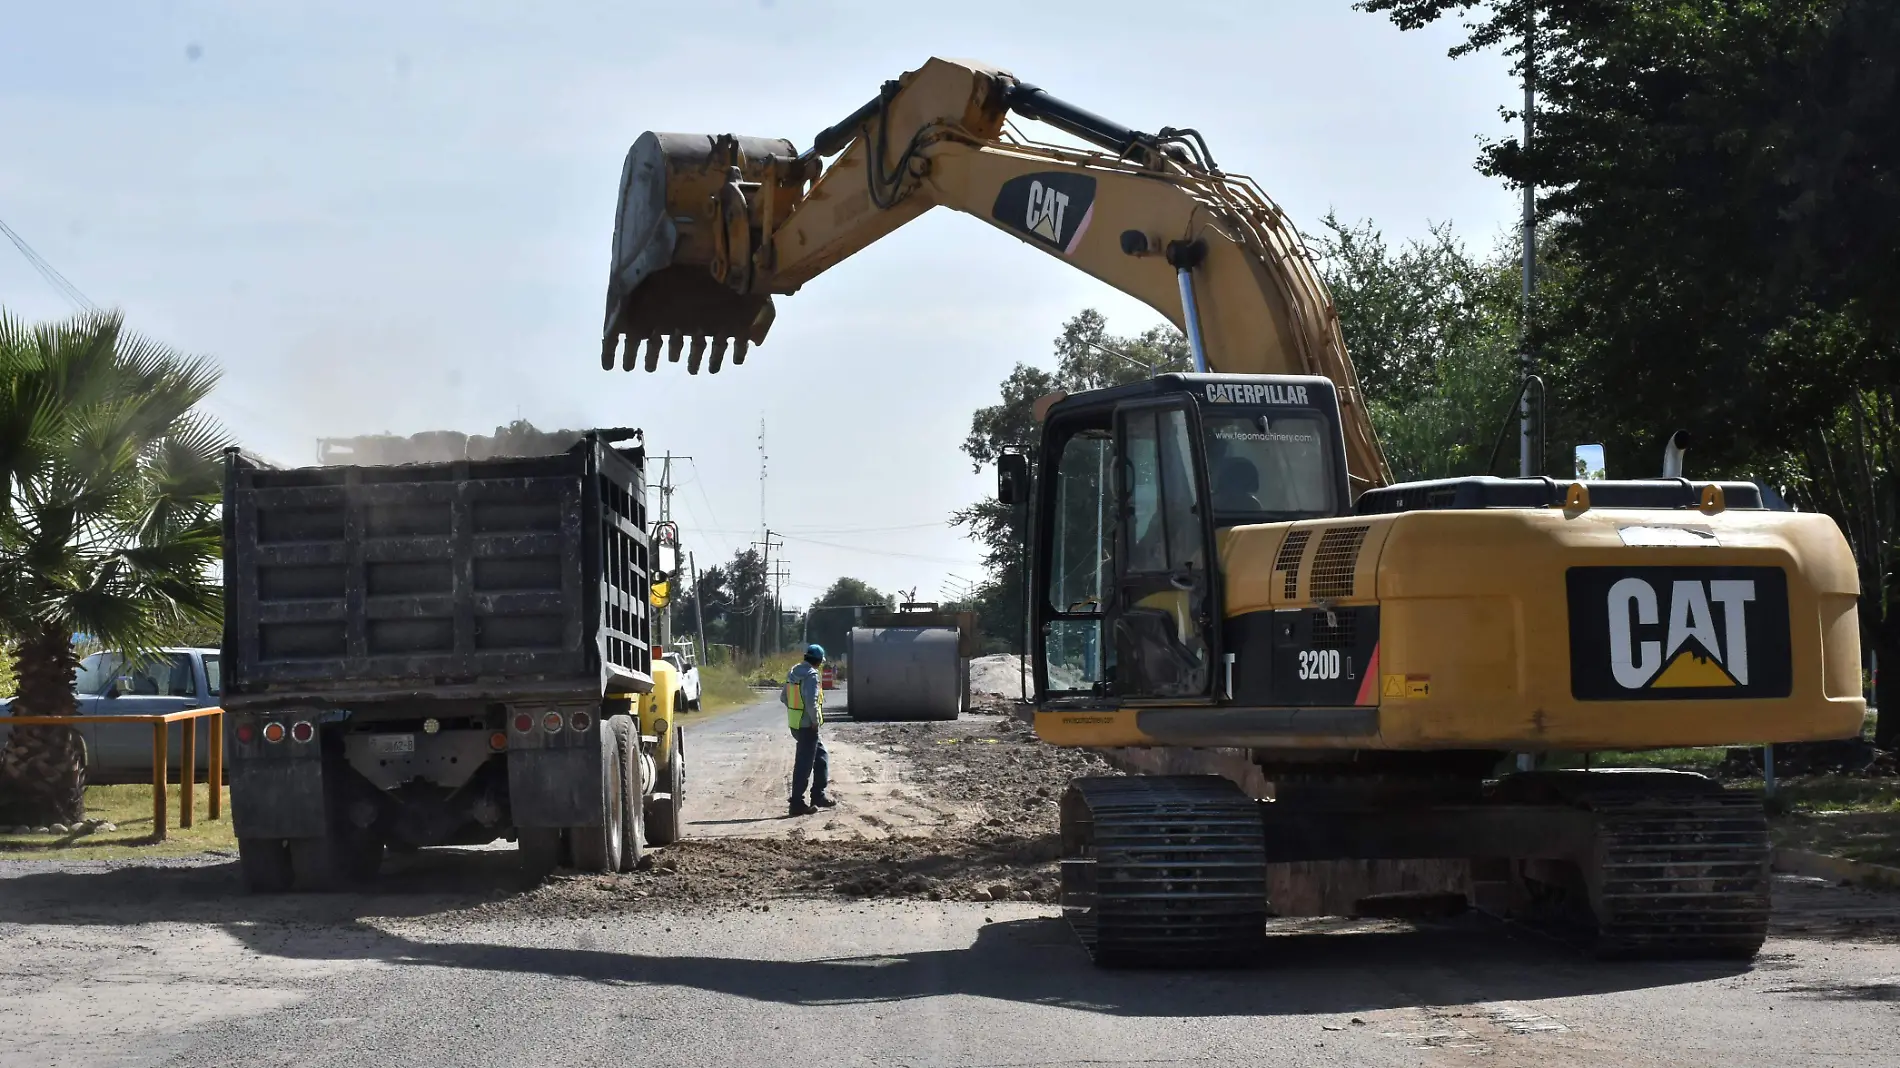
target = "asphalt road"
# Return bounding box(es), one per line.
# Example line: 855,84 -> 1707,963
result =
1,693 -> 1897,1067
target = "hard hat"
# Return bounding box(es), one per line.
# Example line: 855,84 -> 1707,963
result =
805,643 -> 826,662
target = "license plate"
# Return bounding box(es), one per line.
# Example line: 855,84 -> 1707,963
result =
370,733 -> 415,755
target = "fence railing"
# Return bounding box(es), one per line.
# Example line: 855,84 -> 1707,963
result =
4,706 -> 225,840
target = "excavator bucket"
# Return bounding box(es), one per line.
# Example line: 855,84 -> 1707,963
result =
601,131 -> 798,375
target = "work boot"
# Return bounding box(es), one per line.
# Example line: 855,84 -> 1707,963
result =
811,793 -> 838,808
788,799 -> 817,817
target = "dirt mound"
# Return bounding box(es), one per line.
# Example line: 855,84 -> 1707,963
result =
968,654 -> 1029,698
488,712 -> 1115,917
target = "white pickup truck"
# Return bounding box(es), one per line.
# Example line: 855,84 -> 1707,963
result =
660,642 -> 701,712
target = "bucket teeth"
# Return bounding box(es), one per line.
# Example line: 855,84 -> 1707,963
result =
613,331 -> 754,375
602,337 -> 618,371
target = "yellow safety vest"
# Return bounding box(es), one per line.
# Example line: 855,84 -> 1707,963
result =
785,672 -> 823,729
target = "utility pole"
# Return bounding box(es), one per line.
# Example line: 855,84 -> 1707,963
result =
1519,6 -> 1538,480
652,452 -> 691,648
1516,6 -> 1540,776
750,530 -> 782,658
689,551 -> 708,666
770,563 -> 792,653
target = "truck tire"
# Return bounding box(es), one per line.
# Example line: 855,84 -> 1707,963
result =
288,829 -> 382,892
568,724 -> 625,873
646,726 -> 685,846
517,827 -> 563,881
615,717 -> 645,870
237,837 -> 294,893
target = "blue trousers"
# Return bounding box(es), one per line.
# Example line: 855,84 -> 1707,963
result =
790,726 -> 829,803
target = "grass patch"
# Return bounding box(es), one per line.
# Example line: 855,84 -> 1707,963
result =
696,661 -> 768,712
0,783 -> 235,860
1762,776 -> 1900,868
693,653 -> 804,714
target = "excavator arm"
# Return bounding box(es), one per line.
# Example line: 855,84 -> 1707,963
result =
600,57 -> 1390,489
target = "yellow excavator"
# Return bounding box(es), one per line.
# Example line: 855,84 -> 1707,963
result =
598,58 -> 1866,965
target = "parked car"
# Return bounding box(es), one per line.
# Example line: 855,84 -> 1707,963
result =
661,642 -> 701,712
0,647 -> 221,785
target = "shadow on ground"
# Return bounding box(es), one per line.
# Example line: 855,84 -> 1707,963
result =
225,913 -> 1757,1018
0,848 -> 1767,1019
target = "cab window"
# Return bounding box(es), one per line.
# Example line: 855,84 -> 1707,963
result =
1203,411 -> 1336,522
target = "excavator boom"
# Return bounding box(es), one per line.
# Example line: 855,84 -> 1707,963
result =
599,57 -> 1391,490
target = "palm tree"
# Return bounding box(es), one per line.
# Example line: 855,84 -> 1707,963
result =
0,309 -> 225,826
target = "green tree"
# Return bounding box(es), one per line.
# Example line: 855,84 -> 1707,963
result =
1309,213 -> 1523,480
0,310 -> 226,825
804,576 -> 894,656
1365,0 -> 1900,743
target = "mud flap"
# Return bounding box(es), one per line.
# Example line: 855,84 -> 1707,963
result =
230,760 -> 327,839
508,746 -> 606,829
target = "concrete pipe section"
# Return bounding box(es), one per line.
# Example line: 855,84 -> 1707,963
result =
847,625 -> 964,721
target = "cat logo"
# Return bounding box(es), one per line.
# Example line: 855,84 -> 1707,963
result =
1025,181 -> 1069,243
990,172 -> 1097,255
1567,566 -> 1792,701
1607,576 -> 1752,688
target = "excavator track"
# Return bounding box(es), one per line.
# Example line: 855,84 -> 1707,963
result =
1060,776 -> 1267,968
1583,792 -> 1771,959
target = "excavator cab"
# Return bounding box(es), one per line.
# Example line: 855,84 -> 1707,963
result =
1027,373 -> 1349,705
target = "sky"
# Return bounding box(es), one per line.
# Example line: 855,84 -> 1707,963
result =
0,0 -> 1517,608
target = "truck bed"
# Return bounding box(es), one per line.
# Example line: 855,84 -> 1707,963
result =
221,436 -> 653,709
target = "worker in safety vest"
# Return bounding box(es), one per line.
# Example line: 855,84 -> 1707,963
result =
782,643 -> 835,816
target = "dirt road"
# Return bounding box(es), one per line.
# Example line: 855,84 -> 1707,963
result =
2,692 -> 1898,1067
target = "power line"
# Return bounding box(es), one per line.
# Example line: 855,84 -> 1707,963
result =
0,216 -> 94,311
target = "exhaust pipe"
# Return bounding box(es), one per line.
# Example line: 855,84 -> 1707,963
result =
1661,429 -> 1691,478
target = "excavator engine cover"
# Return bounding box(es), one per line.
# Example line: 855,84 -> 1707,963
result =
602,131 -> 797,374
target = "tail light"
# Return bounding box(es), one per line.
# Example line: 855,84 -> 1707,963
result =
569,711 -> 593,733
261,722 -> 286,744
488,731 -> 507,751
289,721 -> 314,744
513,712 -> 534,733
654,717 -> 667,737
541,711 -> 563,733
235,722 -> 256,744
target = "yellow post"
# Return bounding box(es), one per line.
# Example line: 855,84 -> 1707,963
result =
179,717 -> 196,830
151,720 -> 169,841
208,711 -> 223,821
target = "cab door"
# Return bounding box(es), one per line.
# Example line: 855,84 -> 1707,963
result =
1109,398 -> 1222,700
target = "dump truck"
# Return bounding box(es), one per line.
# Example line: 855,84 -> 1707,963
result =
220,429 -> 687,892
